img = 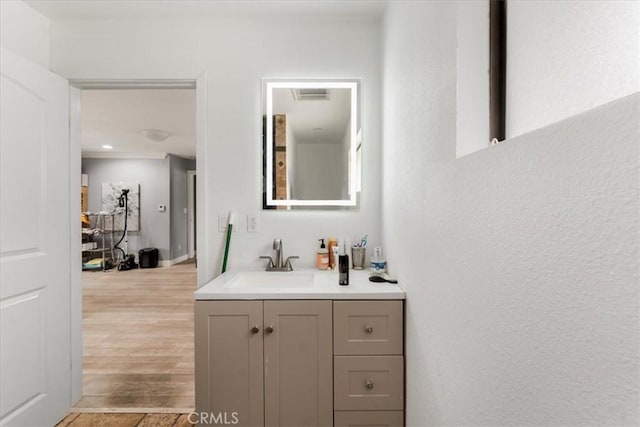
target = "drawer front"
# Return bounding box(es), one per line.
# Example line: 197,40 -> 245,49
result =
334,411 -> 403,427
334,356 -> 404,411
334,301 -> 403,355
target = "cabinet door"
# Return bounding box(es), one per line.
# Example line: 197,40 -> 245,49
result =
195,301 -> 263,427
264,300 -> 333,427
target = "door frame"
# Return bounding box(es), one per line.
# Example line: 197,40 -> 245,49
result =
187,170 -> 196,259
68,75 -> 208,405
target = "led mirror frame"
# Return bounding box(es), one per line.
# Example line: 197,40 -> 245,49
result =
265,80 -> 359,207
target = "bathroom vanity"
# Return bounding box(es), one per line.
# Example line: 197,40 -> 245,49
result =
194,269 -> 406,427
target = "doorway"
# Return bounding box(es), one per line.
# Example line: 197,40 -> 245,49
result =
70,79 -> 205,413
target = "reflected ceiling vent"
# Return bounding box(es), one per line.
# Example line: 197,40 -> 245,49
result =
291,88 -> 330,101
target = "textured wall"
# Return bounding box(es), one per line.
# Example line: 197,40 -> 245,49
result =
383,1 -> 639,425
507,0 -> 640,137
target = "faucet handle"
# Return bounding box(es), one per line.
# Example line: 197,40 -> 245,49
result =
283,256 -> 299,270
259,256 -> 275,269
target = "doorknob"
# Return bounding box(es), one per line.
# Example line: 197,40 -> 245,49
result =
266,326 -> 274,333
250,326 -> 260,334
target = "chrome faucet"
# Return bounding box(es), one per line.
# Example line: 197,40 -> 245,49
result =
274,238 -> 283,268
260,238 -> 299,271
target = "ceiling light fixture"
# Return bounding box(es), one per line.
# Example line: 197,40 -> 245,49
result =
102,144 -> 113,150
139,128 -> 171,142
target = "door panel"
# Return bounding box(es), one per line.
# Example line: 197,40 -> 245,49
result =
195,301 -> 263,427
0,47 -> 70,426
264,300 -> 332,427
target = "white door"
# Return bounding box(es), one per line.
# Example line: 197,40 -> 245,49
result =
0,48 -> 71,426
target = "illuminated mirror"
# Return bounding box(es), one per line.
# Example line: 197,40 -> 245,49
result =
263,80 -> 361,209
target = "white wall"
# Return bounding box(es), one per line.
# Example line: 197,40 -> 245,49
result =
0,0 -> 50,68
50,17 -> 381,284
456,0 -> 490,157
383,1 -> 638,426
295,143 -> 344,200
507,0 -> 640,137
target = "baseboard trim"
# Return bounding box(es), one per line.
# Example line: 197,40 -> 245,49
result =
159,254 -> 189,268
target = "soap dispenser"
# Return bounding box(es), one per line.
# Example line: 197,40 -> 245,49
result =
316,239 -> 329,270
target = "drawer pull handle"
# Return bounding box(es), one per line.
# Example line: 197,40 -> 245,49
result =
364,325 -> 374,334
365,380 -> 374,390
250,326 -> 260,334
266,326 -> 274,333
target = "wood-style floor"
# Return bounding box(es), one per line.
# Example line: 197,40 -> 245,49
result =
74,263 -> 196,412
58,412 -> 193,427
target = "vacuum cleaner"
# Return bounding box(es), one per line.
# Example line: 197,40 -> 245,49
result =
113,188 -> 138,271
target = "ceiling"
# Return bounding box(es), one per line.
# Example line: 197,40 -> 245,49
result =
272,87 -> 351,144
26,0 -> 387,21
81,89 -> 196,159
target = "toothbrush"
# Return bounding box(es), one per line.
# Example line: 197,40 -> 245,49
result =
221,211 -> 236,273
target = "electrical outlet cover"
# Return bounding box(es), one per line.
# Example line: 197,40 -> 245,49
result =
247,213 -> 259,233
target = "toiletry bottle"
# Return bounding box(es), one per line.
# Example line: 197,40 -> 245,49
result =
338,239 -> 349,285
370,246 -> 387,274
331,243 -> 340,271
316,239 -> 329,270
327,236 -> 338,269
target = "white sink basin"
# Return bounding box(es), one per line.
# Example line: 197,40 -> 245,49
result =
224,271 -> 315,290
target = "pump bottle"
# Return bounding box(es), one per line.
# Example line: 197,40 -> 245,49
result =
316,239 -> 329,270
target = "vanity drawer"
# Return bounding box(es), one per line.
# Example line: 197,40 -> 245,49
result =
334,356 -> 404,411
334,411 -> 404,427
334,300 -> 403,355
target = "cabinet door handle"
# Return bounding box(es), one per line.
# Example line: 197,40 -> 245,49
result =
266,326 -> 274,334
365,380 -> 374,390
250,326 -> 260,334
364,325 -> 374,334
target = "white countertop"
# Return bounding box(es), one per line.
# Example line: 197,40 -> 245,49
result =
194,268 -> 406,300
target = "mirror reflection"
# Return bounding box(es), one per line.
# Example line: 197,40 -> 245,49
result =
263,80 -> 360,209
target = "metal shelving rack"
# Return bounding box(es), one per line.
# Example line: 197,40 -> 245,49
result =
82,212 -> 115,271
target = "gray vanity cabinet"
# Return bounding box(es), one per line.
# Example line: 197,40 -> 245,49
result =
195,300 -> 333,427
